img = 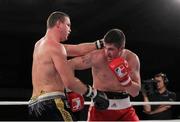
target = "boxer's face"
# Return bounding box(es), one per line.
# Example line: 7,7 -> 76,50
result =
104,43 -> 121,61
58,17 -> 71,41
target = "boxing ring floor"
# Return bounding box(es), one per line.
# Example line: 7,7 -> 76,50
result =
0,101 -> 180,121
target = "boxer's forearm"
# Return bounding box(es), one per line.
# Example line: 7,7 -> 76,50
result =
64,43 -> 96,57
65,40 -> 103,57
78,39 -> 104,52
72,43 -> 96,56
126,81 -> 140,97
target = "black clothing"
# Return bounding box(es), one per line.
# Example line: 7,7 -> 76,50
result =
28,92 -> 75,121
104,91 -> 129,99
145,90 -> 176,120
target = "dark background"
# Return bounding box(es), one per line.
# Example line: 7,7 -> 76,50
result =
0,0 -> 180,120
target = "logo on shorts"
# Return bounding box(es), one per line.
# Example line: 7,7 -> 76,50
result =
111,103 -> 117,108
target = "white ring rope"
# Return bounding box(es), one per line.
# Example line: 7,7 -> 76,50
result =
0,101 -> 29,105
0,101 -> 180,106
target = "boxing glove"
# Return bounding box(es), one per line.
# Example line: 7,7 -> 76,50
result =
108,57 -> 132,87
65,89 -> 84,112
95,39 -> 104,49
84,85 -> 109,110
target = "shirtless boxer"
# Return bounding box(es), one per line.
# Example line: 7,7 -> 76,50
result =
69,29 -> 141,121
28,11 -> 108,121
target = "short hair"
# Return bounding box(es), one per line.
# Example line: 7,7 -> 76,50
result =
154,72 -> 169,85
104,29 -> 126,48
47,11 -> 69,28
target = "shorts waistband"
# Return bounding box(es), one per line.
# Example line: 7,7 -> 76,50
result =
29,91 -> 65,106
104,91 -> 129,99
91,97 -> 131,110
38,91 -> 65,99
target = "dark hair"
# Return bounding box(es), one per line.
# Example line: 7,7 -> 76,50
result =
154,72 -> 169,85
47,11 -> 69,28
104,29 -> 126,48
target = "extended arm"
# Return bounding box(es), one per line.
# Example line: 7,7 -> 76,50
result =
64,39 -> 104,57
52,45 -> 109,110
68,51 -> 93,70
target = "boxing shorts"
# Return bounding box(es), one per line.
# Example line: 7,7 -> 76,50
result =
88,91 -> 139,121
28,91 -> 75,121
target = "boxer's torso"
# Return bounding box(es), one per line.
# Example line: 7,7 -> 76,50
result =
32,38 -> 65,97
91,49 -> 135,92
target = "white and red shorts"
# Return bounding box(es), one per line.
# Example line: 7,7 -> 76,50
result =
88,97 -> 139,121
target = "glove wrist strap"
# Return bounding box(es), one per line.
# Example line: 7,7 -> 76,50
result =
95,39 -> 104,49
84,85 -> 92,97
84,85 -> 97,98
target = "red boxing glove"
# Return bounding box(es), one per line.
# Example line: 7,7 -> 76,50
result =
108,57 -> 132,86
66,90 -> 84,112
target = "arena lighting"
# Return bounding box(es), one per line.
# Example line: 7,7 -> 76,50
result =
171,0 -> 180,6
174,0 -> 180,3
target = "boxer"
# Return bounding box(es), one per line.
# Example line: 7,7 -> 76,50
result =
28,11 -> 108,121
69,29 -> 141,121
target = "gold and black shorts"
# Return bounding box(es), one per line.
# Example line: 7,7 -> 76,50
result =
28,91 -> 74,121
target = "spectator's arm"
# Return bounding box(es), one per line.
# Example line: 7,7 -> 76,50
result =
146,105 -> 171,115
142,92 -> 151,113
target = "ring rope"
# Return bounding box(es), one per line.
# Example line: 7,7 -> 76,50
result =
0,101 -> 180,106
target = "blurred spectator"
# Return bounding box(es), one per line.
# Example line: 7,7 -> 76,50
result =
142,73 -> 176,120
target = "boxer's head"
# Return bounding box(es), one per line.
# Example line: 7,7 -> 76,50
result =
103,29 -> 126,61
47,11 -> 71,41
47,11 -> 70,28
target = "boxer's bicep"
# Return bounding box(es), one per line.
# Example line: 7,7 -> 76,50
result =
52,48 -> 75,85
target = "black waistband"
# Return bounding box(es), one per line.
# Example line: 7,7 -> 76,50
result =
104,91 -> 129,99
